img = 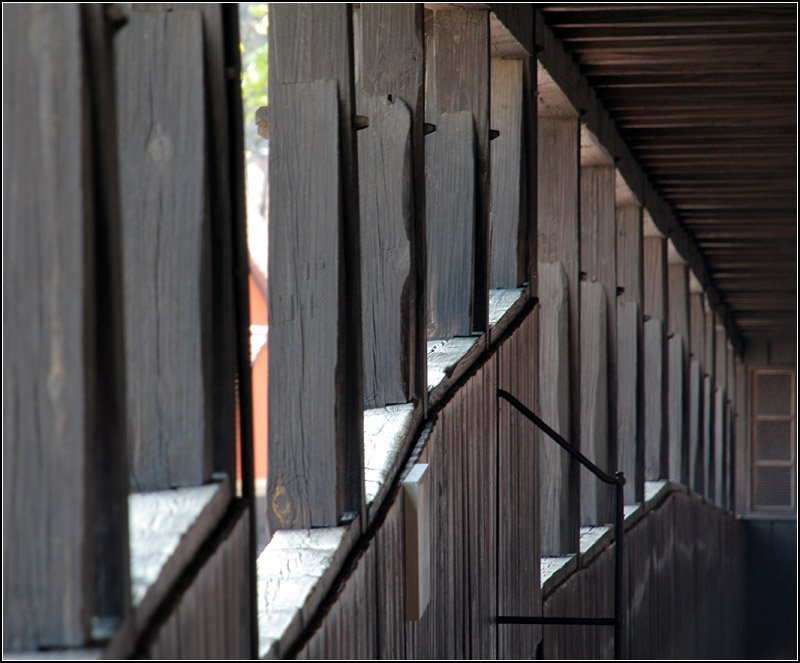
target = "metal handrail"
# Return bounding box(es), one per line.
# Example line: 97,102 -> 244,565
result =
495,388 -> 626,660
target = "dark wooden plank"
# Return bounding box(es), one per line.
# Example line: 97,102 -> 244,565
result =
688,359 -> 704,494
538,262 -> 579,554
359,3 -> 426,405
357,95 -> 413,407
580,163 -> 617,496
116,9 -> 211,489
490,57 -> 525,288
498,309 -> 540,658
616,202 -> 644,502
643,235 -> 668,323
703,374 -> 714,500
268,3 -> 363,531
733,359 -> 747,513
616,205 -> 643,307
376,497 -> 406,659
268,4 -> 363,530
426,111 -> 475,339
580,281 -> 613,525
644,319 -> 668,479
82,4 -> 132,632
714,387 -> 726,506
431,8 -> 491,333
689,289 -> 706,363
539,116 -> 581,484
267,80 -> 349,529
3,3 -> 88,648
667,334 -> 687,483
617,300 -> 642,502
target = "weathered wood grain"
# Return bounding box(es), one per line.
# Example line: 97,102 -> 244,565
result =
490,57 -> 525,288
144,507 -> 251,660
689,290 -> 706,363
617,300 -> 643,503
431,8 -> 491,332
643,236 -> 667,322
538,262 -> 579,554
616,203 -> 644,503
268,2 -> 363,531
714,387 -> 726,506
580,281 -> 613,525
359,3 -> 426,405
498,309 -> 540,658
667,334 -> 688,484
581,164 -> 618,483
358,95 -> 413,407
538,116 -> 581,466
426,111 -> 475,339
644,319 -> 668,480
116,9 -> 211,490
667,263 -> 690,345
703,375 -> 715,500
688,359 -> 704,494
3,5 -> 95,652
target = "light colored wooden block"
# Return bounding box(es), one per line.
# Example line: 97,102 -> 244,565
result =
403,463 -> 430,620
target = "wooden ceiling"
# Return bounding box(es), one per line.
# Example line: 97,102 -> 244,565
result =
540,3 -> 797,340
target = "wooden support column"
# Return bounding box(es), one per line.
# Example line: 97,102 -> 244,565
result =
537,65 -> 580,555
688,277 -> 706,495
357,4 -> 425,407
726,342 -> 736,509
643,216 -> 668,480
734,357 -> 747,514
427,7 -> 490,336
615,175 -> 644,503
268,4 -> 364,530
490,57 -> 526,288
667,251 -> 690,485
579,127 -> 615,524
704,302 -> 717,502
3,4 -> 129,649
714,325 -> 728,507
116,9 -> 212,490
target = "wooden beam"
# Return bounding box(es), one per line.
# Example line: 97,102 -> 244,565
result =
643,234 -> 668,481
357,4 -> 425,407
580,134 -> 617,516
616,200 -> 643,502
268,4 -> 363,530
116,9 -> 212,490
3,4 -> 129,649
430,8 -> 491,333
490,57 -> 526,288
538,262 -> 578,555
580,282 -> 613,525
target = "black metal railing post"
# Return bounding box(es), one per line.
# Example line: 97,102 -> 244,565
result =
495,388 -> 627,660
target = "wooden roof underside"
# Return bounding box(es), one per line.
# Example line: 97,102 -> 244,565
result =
540,3 -> 797,340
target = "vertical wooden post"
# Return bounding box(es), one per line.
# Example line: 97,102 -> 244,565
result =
688,279 -> 706,495
643,221 -> 668,480
714,325 -> 728,506
667,256 -> 689,485
726,342 -> 736,509
268,4 -> 364,529
579,128 -> 615,524
615,176 -> 644,503
704,303 -> 717,501
428,7 -> 490,335
733,357 -> 747,514
537,66 -> 580,555
3,4 -> 129,650
358,4 -> 425,408
490,57 -> 525,288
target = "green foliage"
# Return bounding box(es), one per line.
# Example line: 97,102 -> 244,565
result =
240,3 -> 269,155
